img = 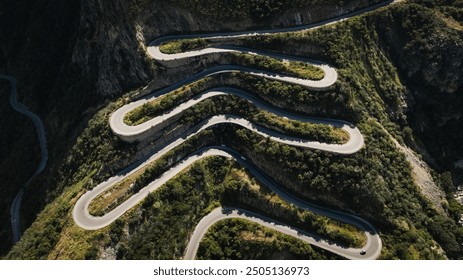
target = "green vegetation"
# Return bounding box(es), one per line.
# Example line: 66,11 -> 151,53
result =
252,109 -> 349,143
160,0 -> 367,23
6,171 -> 108,259
239,0 -> 463,165
115,155 -> 366,259
288,61 -> 324,79
159,38 -> 208,54
178,94 -> 348,144
197,219 -> 341,259
89,142 -> 366,249
220,120 -> 454,259
202,1 -> 463,258
88,129 -> 217,216
6,102 -> 132,259
447,199 -> 463,224
123,75 -> 347,144
219,163 -> 366,249
124,79 -> 208,126
159,42 -> 326,80
414,0 -> 463,22
437,171 -> 463,226
7,0 -> 463,260
6,97 -> 362,259
230,53 -> 325,80
54,102 -> 135,193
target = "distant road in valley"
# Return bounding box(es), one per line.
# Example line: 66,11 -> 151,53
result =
1,75 -> 48,244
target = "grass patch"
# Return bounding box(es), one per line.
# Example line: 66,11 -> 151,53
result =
124,79 -> 207,126
287,61 -> 324,80
158,40 -> 325,80
159,38 -> 208,54
252,109 -> 350,144
88,174 -> 138,217
231,53 -> 325,80
6,172 -> 106,259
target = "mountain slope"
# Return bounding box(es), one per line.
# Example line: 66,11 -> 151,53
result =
1,0 -> 462,259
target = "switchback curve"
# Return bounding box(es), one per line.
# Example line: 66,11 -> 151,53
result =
72,0 -> 402,260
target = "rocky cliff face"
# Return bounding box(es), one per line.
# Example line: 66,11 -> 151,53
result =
375,3 -> 463,166
277,0 -> 383,26
0,0 -> 83,253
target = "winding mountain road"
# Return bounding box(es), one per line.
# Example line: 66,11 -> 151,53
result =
1,75 -> 48,243
72,0 -> 403,259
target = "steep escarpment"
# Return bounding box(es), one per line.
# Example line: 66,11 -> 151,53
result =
2,0 -> 463,260
378,1 -> 463,167
152,0 -> 384,29
0,0 -> 384,256
0,0 -> 82,253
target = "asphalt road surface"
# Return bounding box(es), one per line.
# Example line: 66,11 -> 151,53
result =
72,0 -> 405,259
1,75 -> 48,243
